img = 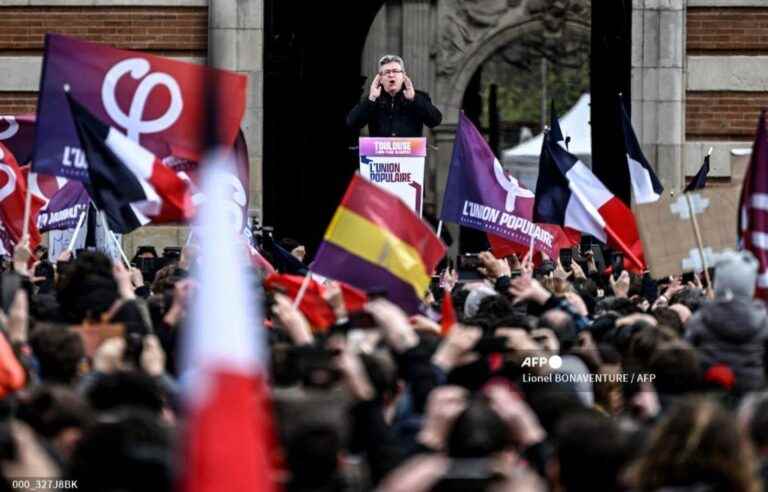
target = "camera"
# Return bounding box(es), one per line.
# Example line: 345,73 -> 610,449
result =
162,247 -> 181,262
133,257 -> 159,282
457,253 -> 482,271
456,253 -> 486,280
611,252 -> 624,279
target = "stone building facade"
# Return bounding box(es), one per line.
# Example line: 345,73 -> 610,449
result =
363,0 -> 767,215
0,0 -> 263,253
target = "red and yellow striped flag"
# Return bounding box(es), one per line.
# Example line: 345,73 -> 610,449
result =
312,175 -> 446,313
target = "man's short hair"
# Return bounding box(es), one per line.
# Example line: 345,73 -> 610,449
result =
378,54 -> 405,72
30,324 -> 86,385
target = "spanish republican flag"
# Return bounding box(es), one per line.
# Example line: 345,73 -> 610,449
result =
312,175 -> 446,313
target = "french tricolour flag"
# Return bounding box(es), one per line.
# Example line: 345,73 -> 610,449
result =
66,93 -> 192,233
180,150 -> 277,492
620,100 -> 664,204
535,134 -> 645,271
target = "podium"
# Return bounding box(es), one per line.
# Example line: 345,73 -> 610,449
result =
358,137 -> 426,216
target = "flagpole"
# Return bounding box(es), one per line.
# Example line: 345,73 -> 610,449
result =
436,220 -> 443,239
292,272 -> 313,309
66,210 -> 88,252
109,230 -> 130,268
684,192 -> 713,294
602,223 -> 645,271
528,234 -> 535,259
96,208 -> 130,267
21,174 -> 33,245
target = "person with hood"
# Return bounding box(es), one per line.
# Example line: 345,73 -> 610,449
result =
686,250 -> 768,395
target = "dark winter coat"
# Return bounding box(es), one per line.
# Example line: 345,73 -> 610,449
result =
686,297 -> 768,394
346,89 -> 442,137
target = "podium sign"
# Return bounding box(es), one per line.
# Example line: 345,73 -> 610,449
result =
359,137 -> 426,215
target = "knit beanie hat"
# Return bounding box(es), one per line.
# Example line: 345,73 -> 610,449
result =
713,249 -> 759,299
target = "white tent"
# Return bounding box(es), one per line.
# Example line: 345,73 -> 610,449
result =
501,93 -> 591,190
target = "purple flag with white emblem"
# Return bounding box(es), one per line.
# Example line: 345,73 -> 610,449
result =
33,33 -> 246,181
0,115 -> 36,165
440,112 -> 558,257
37,180 -> 90,232
739,111 -> 768,300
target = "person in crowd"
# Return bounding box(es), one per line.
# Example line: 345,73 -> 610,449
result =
631,397 -> 761,492
0,229 -> 767,492
31,246 -> 55,295
686,250 -> 768,395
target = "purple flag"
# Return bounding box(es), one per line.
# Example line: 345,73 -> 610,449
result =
440,113 -> 557,257
0,114 -> 36,165
33,33 -> 247,181
739,111 -> 768,300
37,181 -> 90,232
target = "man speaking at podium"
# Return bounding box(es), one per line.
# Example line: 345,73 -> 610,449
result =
347,55 -> 443,137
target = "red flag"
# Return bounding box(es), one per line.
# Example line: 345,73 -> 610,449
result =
0,332 -> 26,398
25,168 -> 67,203
35,33 -> 247,181
248,246 -> 276,275
0,143 -> 44,252
264,273 -> 367,330
487,225 -> 579,263
181,154 -> 278,492
739,110 -> 768,299
440,288 -> 456,336
0,113 -> 35,165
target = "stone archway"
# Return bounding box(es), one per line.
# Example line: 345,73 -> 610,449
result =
358,0 -> 591,252
431,3 -> 589,224
426,0 -> 589,254
435,19 -> 589,129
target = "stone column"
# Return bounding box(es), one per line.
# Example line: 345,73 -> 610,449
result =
362,6 -> 389,82
402,0 -> 432,94
403,0 -> 439,203
434,124 -> 458,256
208,0 -> 264,213
631,0 -> 685,191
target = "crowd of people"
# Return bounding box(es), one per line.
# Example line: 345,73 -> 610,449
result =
0,232 -> 762,492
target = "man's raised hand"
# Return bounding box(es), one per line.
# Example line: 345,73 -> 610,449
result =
404,75 -> 416,100
369,74 -> 382,101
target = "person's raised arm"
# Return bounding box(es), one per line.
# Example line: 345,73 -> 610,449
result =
364,298 -> 419,353
346,74 -> 381,130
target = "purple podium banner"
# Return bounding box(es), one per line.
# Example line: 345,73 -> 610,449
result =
359,137 -> 427,157
359,138 -> 426,216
